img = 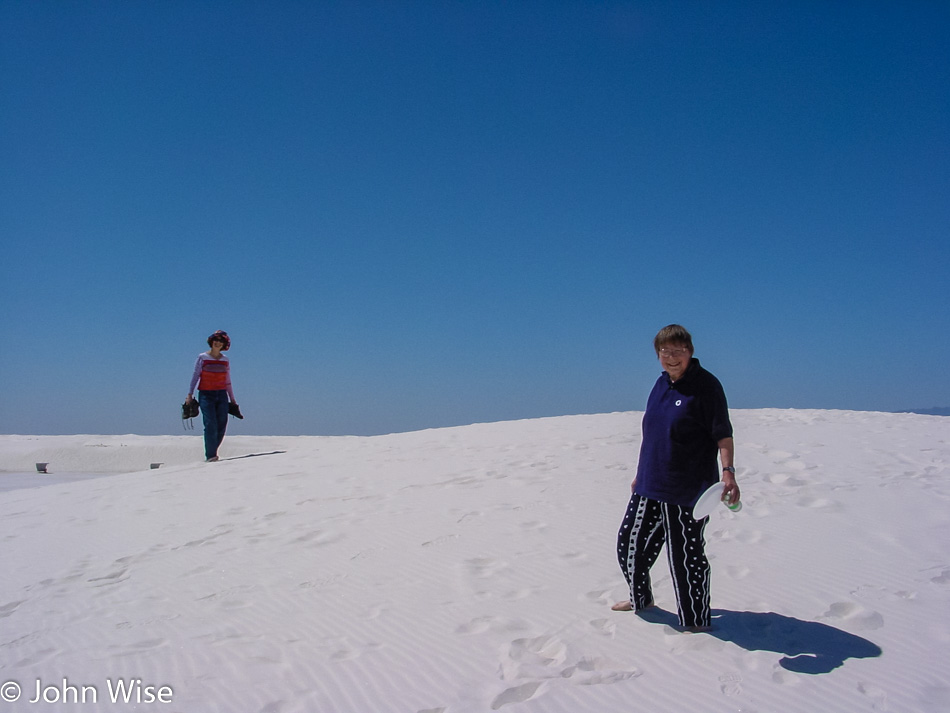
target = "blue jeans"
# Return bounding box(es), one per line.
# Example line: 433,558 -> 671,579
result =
198,390 -> 229,460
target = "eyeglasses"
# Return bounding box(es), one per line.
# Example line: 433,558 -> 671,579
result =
658,347 -> 690,358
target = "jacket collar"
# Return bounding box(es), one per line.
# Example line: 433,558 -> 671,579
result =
664,357 -> 701,386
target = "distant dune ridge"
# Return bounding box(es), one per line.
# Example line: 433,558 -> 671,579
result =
899,406 -> 950,417
2,409 -> 949,712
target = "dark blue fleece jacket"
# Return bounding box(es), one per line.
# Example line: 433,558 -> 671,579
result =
633,358 -> 733,507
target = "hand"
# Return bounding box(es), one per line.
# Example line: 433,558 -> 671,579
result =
630,477 -> 637,493
721,471 -> 740,504
185,394 -> 194,403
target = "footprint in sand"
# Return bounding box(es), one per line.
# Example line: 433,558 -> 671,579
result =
822,602 -> 884,631
796,496 -> 842,512
584,588 -> 614,605
857,681 -> 888,709
768,450 -> 796,461
181,564 -> 215,578
490,681 -> 544,710
561,657 -> 641,685
501,586 -> 542,601
560,551 -> 589,566
506,635 -> 568,668
711,529 -> 766,545
330,647 -> 360,661
767,473 -> 807,487
130,638 -> 167,650
182,529 -> 233,548
736,529 -> 766,545
350,546 -> 386,562
455,616 -> 529,636
589,618 -> 616,637
455,616 -> 495,635
87,568 -> 130,586
465,557 -> 510,579
111,638 -> 168,658
201,631 -> 264,647
422,534 -> 460,548
365,604 -> 388,620
327,640 -> 383,661
501,639 -> 640,696
292,529 -> 344,547
718,672 -> 742,696
299,573 -> 346,589
519,520 -> 548,533
456,511 -> 481,524
0,600 -> 25,619
929,568 -> 950,584
114,545 -> 165,567
218,599 -> 253,611
724,565 -> 752,580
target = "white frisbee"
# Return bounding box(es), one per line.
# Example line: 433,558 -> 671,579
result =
692,483 -> 725,520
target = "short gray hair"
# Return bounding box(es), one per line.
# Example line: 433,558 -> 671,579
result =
653,324 -> 694,354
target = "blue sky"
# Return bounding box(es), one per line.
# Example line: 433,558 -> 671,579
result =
1,1 -> 948,436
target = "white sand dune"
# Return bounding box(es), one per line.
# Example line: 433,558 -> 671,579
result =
1,409 -> 948,712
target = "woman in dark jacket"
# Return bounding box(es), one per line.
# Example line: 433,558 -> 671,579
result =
613,325 -> 739,631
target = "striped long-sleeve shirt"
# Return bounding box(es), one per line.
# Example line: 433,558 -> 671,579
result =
188,352 -> 235,402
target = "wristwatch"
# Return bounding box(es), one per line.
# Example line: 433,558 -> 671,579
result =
722,466 -> 736,474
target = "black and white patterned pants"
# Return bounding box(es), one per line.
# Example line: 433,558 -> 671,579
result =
616,494 -> 711,628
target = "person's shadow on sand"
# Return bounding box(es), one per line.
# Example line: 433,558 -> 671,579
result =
640,608 -> 882,674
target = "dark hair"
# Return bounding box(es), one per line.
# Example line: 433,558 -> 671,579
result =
653,324 -> 693,354
208,330 -> 230,351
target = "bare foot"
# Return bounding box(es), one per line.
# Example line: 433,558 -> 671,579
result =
611,601 -> 633,612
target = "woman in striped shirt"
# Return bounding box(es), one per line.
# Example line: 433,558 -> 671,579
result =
186,330 -> 239,462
